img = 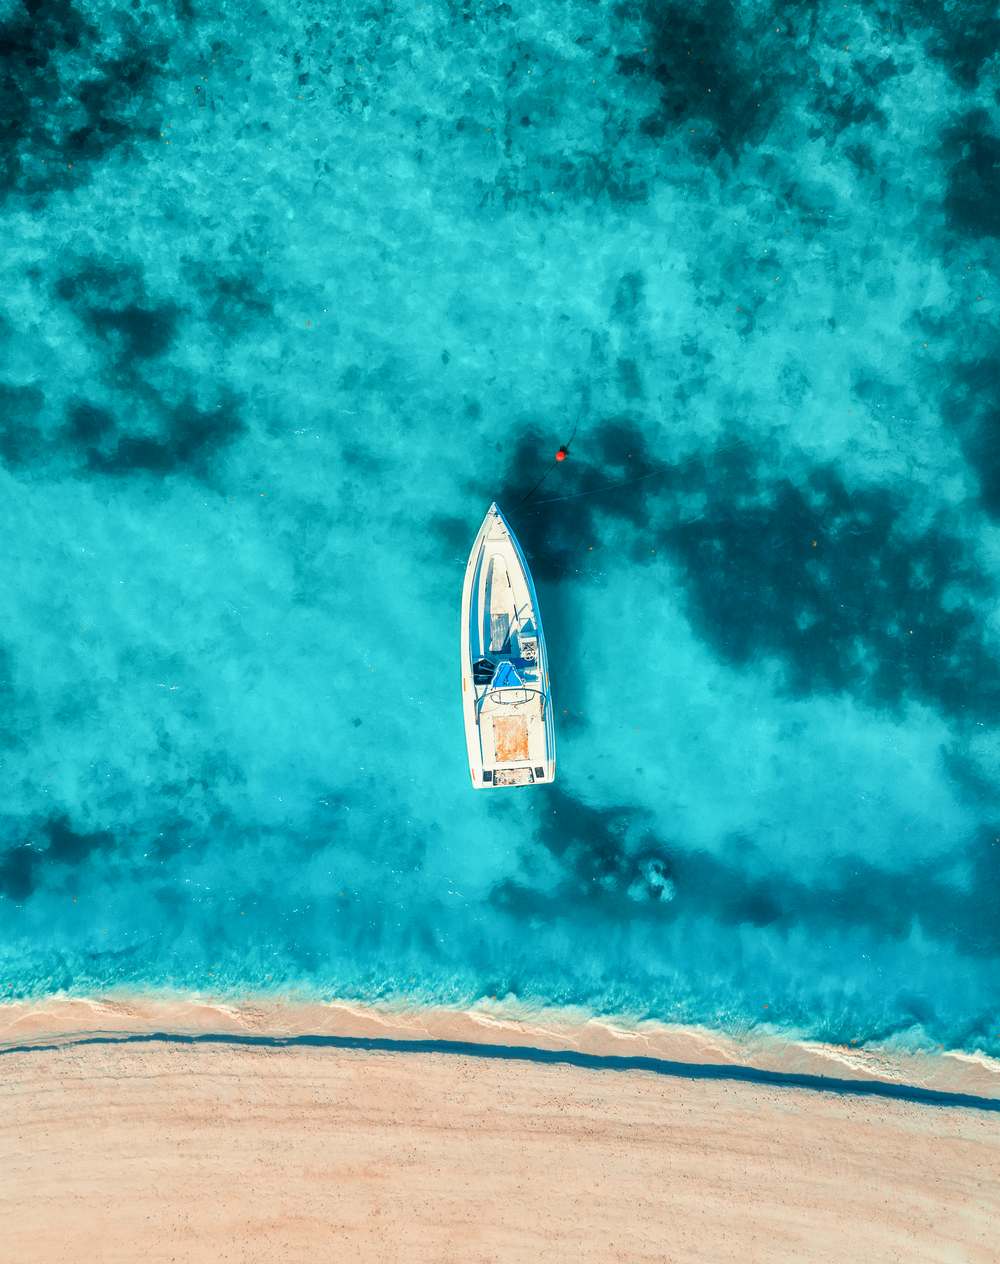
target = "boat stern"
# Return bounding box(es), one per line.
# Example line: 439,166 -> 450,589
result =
472,759 -> 556,790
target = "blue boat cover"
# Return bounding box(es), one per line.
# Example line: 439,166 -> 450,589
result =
490,662 -> 523,689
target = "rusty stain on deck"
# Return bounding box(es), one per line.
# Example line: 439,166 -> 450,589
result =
494,715 -> 529,762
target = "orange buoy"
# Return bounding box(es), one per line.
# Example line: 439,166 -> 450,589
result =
555,447 -> 568,462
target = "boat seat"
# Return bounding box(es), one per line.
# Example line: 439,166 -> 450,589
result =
489,612 -> 511,652
473,657 -> 496,685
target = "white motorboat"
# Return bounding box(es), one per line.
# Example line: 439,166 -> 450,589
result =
460,503 -> 556,789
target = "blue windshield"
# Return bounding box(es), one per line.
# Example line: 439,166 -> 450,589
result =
490,662 -> 523,690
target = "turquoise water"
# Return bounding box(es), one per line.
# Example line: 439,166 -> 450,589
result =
1,0 -> 998,1052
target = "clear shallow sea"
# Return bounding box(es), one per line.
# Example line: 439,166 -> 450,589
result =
1,0 -> 998,1053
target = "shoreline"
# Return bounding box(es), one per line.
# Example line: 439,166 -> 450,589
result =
3,1025 -> 998,1262
3,991 -> 998,1101
4,993 -> 998,1261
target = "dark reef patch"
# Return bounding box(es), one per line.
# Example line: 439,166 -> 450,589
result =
208,274 -> 274,324
958,415 -> 999,522
613,0 -> 796,156
657,461 -> 1000,722
0,387 -> 245,482
0,259 -> 247,481
882,0 -> 1000,89
936,340 -> 1000,519
493,788 -> 1000,961
807,67 -> 888,145
611,271 -> 645,323
506,788 -> 674,906
82,394 -> 245,478
549,152 -> 649,205
64,400 -> 115,445
182,266 -> 276,332
0,0 -> 165,200
941,745 -> 1000,811
428,513 -> 470,556
489,417 -> 669,582
0,815 -> 114,902
616,357 -> 643,399
495,420 -> 1000,723
56,262 -> 182,364
940,111 -> 1000,240
340,441 -> 390,474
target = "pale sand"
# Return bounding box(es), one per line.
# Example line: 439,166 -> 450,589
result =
2,998 -> 999,1262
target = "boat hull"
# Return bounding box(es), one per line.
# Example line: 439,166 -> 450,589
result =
460,504 -> 556,789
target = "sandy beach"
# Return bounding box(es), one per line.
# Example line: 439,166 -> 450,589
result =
2,998 -> 998,1262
